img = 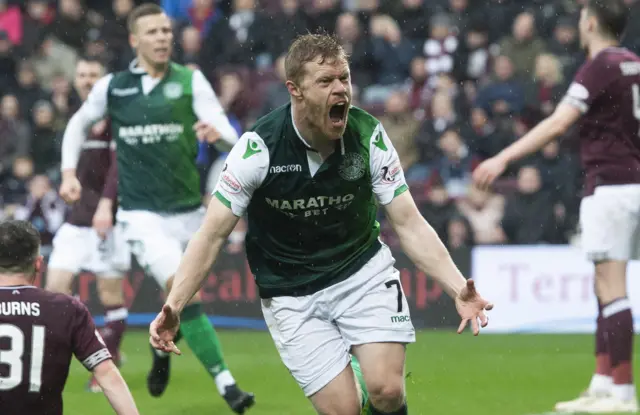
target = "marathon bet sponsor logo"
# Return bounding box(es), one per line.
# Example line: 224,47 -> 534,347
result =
269,164 -> 302,174
119,123 -> 184,145
391,315 -> 410,323
265,194 -> 355,217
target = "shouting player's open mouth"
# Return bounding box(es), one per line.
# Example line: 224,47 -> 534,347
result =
154,46 -> 170,60
329,102 -> 348,128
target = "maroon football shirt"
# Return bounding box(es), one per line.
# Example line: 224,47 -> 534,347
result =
563,47 -> 640,196
0,285 -> 111,414
66,118 -> 114,227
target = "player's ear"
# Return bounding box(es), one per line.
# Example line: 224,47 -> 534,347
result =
129,33 -> 138,50
33,255 -> 44,279
286,80 -> 302,100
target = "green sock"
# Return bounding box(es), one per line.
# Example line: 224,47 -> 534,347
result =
180,303 -> 229,378
350,355 -> 371,414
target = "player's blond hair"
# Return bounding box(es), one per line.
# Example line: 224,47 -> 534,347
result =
285,32 -> 349,85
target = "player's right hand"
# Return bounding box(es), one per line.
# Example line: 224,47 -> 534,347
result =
149,304 -> 182,355
59,176 -> 82,203
92,201 -> 114,239
472,156 -> 508,190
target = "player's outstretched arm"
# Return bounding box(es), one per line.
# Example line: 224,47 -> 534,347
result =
191,69 -> 239,151
473,102 -> 581,188
385,191 -> 466,298
167,197 -> 240,313
384,191 -> 493,335
92,360 -> 140,415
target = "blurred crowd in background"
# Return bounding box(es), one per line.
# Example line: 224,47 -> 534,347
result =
2,0 -> 640,251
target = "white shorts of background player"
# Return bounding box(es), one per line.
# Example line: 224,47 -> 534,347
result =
48,223 -> 131,279
580,184 -> 640,262
116,207 -> 205,287
261,244 -> 416,397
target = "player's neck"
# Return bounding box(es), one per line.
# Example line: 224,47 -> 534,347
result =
588,38 -> 619,59
137,56 -> 168,79
292,106 -> 335,158
0,274 -> 33,287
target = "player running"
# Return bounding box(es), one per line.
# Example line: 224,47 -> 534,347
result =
0,220 -> 139,415
150,33 -> 493,415
473,1 -> 638,413
59,3 -> 254,413
49,56 -> 131,393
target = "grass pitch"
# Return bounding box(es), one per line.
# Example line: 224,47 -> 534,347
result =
62,330 -> 639,415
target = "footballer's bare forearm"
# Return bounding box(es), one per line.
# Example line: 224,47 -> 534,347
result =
93,360 -> 139,415
166,198 -> 240,312
396,214 -> 466,298
498,117 -> 562,164
498,103 -> 580,165
166,229 -> 227,312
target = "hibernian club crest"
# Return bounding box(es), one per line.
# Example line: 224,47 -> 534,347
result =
339,153 -> 366,181
163,82 -> 183,100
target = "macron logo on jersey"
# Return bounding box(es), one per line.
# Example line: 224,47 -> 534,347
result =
269,164 -> 302,174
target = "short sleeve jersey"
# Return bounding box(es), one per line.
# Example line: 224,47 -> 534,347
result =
214,104 -> 408,297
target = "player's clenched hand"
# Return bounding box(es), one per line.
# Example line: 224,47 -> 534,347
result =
472,156 -> 508,190
193,121 -> 222,143
455,280 -> 494,336
59,175 -> 82,203
92,200 -> 113,239
149,304 -> 182,355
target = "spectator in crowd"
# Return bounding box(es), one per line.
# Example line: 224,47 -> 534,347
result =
265,0 -> 308,60
415,91 -> 457,162
306,0 -> 341,34
456,185 -> 505,245
12,174 -> 65,248
2,156 -> 33,215
0,94 -> 30,178
201,0 -> 268,73
454,19 -> 492,85
335,11 -> 373,89
178,25 -> 202,64
423,14 -> 458,85
418,179 -> 459,241
0,30 -> 15,91
30,32 -> 78,91
259,54 -> 288,116
0,0 -> 22,46
381,0 -> 430,47
434,126 -> 477,198
12,60 -> 49,119
523,53 -> 566,125
445,214 -> 475,250
378,91 -> 425,182
499,11 -> 547,80
364,14 -> 415,104
475,55 -> 525,117
29,100 -> 60,177
501,165 -> 563,245
20,0 -> 55,58
101,0 -> 134,67
546,16 -> 583,80
50,0 -> 91,52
